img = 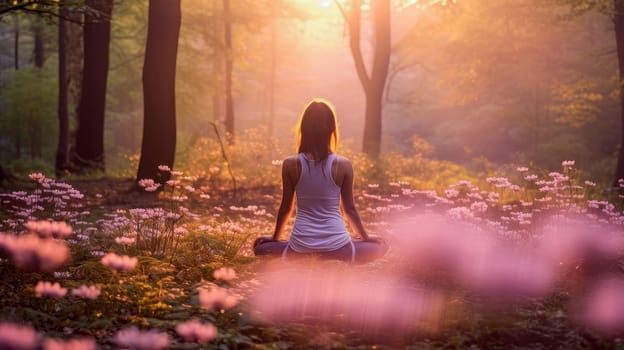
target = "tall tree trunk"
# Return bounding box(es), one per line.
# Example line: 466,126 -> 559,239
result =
210,0 -> 222,124
33,18 -> 44,67
73,0 -> 113,173
56,3 -> 69,177
136,0 -> 181,184
341,0 -> 390,157
268,5 -> 277,139
13,12 -> 19,70
223,0 -> 235,143
613,0 -> 624,186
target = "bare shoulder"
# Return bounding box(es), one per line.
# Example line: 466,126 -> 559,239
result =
282,155 -> 300,173
335,155 -> 353,170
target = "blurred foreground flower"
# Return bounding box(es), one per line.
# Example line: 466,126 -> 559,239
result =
175,320 -> 217,343
580,278 -> 624,333
0,322 -> 39,350
24,220 -> 72,239
213,267 -> 236,282
114,326 -> 169,350
0,233 -> 69,272
199,287 -> 239,310
101,253 -> 138,272
71,285 -> 101,300
250,267 -> 445,337
42,337 -> 96,350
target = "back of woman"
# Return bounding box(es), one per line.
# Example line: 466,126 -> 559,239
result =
289,153 -> 351,253
253,98 -> 388,264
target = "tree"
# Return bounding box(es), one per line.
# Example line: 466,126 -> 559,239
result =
136,0 -> 181,184
613,0 -> 624,185
223,0 -> 235,143
72,0 -> 114,172
56,1 -> 69,176
335,0 -> 391,157
32,17 -> 44,67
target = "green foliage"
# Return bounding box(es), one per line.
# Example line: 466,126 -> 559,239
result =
0,67 -> 57,162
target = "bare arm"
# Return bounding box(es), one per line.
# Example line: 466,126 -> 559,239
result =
339,159 -> 370,240
272,158 -> 297,240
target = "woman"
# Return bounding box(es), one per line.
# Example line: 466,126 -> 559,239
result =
253,99 -> 388,264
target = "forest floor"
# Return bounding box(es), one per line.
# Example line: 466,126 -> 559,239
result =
1,174 -> 624,349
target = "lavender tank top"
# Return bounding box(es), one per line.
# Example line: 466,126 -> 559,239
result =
288,153 -> 351,253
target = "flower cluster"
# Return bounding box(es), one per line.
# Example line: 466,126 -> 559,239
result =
101,253 -> 138,272
213,267 -> 237,282
114,326 -> 170,350
35,281 -> 68,298
175,320 -> 218,343
25,220 -> 73,238
71,285 -> 101,300
0,233 -> 69,272
199,286 -> 239,310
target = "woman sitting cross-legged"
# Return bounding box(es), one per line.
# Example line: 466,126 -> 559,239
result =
253,98 -> 388,264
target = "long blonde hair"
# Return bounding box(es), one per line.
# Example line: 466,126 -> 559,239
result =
295,98 -> 339,161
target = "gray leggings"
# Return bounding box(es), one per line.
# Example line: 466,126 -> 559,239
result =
253,236 -> 388,264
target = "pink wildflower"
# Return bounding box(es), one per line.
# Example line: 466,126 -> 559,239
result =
113,327 -> 170,350
138,179 -> 156,188
35,281 -> 67,298
71,285 -> 101,300
42,337 -> 96,350
562,160 -> 575,168
199,287 -> 239,310
0,233 -> 69,272
581,278 -> 624,333
144,185 -> 160,192
0,322 -> 39,350
175,320 -> 218,343
157,165 -> 171,172
101,253 -> 138,272
171,171 -> 183,176
114,236 -> 135,245
213,267 -> 237,282
28,172 -> 45,182
584,180 -> 596,187
24,220 -> 73,239
516,167 -> 529,172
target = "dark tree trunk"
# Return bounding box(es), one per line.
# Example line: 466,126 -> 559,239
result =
614,0 -> 624,186
73,0 -> 113,173
33,18 -> 44,67
342,0 -> 390,157
223,0 -> 235,143
136,0 -> 181,184
13,12 -> 18,70
56,3 -> 69,177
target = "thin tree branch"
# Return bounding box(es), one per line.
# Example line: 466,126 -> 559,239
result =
0,1 -> 37,16
210,121 -> 237,197
347,0 -> 372,94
